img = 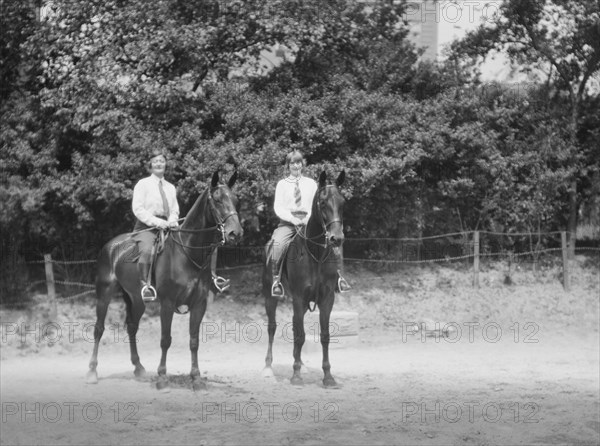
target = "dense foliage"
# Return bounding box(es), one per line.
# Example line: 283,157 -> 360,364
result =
1,0 -> 598,300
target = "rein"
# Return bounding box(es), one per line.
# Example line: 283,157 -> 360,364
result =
169,185 -> 239,271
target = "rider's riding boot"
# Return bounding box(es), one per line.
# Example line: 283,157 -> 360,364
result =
138,262 -> 157,302
336,270 -> 351,293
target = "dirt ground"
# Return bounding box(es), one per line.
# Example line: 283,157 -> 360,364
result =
1,261 -> 599,445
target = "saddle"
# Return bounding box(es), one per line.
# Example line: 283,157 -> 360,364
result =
129,229 -> 229,301
124,229 -> 168,264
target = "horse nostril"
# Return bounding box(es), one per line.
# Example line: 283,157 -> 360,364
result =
229,230 -> 242,241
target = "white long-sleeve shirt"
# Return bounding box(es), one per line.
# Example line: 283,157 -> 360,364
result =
273,175 -> 318,223
132,174 -> 179,227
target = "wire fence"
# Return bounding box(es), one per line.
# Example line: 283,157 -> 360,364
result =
3,230 -> 598,308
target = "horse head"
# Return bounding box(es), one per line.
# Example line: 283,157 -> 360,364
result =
315,170 -> 346,248
208,170 -> 243,244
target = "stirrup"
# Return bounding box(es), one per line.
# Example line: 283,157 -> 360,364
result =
141,284 -> 157,302
212,275 -> 230,293
337,272 -> 351,293
271,280 -> 284,298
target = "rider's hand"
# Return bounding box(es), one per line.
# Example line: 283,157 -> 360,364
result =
168,220 -> 179,228
156,219 -> 169,230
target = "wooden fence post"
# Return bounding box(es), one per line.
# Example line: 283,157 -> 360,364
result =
44,254 -> 58,319
473,231 -> 480,289
561,232 -> 570,291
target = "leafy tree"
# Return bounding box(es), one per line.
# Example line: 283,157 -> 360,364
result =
449,0 -> 600,255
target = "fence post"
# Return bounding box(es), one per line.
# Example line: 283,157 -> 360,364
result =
561,232 -> 570,291
44,254 -> 58,319
473,231 -> 480,289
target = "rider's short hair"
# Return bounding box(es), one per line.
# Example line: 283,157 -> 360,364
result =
285,150 -> 306,168
147,149 -> 167,171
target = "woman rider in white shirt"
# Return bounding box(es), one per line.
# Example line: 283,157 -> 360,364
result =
270,150 -> 350,297
131,150 -> 180,301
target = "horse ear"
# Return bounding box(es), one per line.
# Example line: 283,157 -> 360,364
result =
319,171 -> 327,187
336,170 -> 345,187
211,171 -> 219,188
228,170 -> 238,188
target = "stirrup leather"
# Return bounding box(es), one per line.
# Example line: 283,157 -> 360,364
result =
212,274 -> 230,293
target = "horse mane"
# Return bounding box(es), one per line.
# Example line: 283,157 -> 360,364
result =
180,187 -> 211,230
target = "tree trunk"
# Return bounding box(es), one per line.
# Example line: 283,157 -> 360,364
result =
567,179 -> 577,259
567,101 -> 579,260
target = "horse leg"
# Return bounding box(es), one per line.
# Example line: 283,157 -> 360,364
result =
189,294 -> 208,391
262,294 -> 278,378
125,297 -> 146,379
319,294 -> 337,387
86,280 -> 115,384
290,300 -> 306,386
156,299 -> 175,390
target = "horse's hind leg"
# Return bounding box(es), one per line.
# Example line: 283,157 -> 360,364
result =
86,280 -> 116,384
189,294 -> 208,391
156,299 -> 175,390
124,296 -> 146,379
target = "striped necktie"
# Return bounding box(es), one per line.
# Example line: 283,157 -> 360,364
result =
158,180 -> 170,217
294,180 -> 301,208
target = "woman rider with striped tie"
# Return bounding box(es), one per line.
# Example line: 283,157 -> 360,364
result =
131,150 -> 180,301
269,150 -> 351,298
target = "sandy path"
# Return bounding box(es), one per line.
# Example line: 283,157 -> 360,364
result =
1,308 -> 599,446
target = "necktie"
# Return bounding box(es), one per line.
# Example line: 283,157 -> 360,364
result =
294,180 -> 301,208
158,180 -> 169,217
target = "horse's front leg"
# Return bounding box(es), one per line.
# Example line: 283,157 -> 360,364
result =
156,299 -> 175,390
291,299 -> 306,386
125,297 -> 147,379
318,290 -> 337,387
86,280 -> 114,384
262,293 -> 279,378
189,290 -> 208,391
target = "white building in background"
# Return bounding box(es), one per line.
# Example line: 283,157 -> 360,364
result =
260,1 -> 513,82
404,0 -> 515,81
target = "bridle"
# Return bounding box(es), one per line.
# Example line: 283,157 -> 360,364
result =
296,185 -> 343,254
294,184 -> 344,312
170,185 -> 239,270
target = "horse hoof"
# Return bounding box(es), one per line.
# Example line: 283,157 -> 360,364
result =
192,378 -> 207,392
323,377 -> 338,388
290,376 -> 304,386
261,367 -> 275,378
85,371 -> 98,384
156,379 -> 169,392
134,367 -> 146,380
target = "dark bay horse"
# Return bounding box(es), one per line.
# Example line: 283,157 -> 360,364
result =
87,171 -> 243,390
262,170 -> 346,387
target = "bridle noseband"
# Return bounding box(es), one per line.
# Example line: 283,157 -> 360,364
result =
171,185 -> 239,270
313,184 -> 344,247
207,185 -> 239,245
